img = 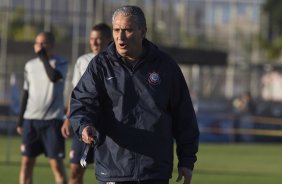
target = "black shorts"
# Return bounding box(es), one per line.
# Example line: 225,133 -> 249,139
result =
98,180 -> 169,184
21,119 -> 65,159
69,135 -> 94,164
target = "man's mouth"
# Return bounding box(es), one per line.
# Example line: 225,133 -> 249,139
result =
119,43 -> 127,49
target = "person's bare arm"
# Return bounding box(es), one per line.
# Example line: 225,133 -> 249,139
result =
61,95 -> 71,138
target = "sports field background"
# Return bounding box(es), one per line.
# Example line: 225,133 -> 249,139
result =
1,135 -> 282,184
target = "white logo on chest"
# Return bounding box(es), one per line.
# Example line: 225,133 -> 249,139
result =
148,71 -> 161,85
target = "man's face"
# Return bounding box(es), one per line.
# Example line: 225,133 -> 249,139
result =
112,14 -> 146,60
89,30 -> 110,55
34,33 -> 52,54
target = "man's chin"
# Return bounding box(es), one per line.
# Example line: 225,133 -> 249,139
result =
92,49 -> 99,54
116,48 -> 128,56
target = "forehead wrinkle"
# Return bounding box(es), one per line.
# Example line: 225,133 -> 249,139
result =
113,15 -> 137,29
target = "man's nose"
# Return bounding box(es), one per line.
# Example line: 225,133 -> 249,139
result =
118,31 -> 126,40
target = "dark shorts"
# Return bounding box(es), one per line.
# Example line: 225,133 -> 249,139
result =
21,119 -> 65,159
98,180 -> 169,184
69,133 -> 94,164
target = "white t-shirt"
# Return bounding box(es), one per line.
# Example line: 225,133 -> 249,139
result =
72,53 -> 95,87
23,56 -> 68,120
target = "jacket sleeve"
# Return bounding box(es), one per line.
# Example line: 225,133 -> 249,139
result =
37,49 -> 64,82
170,63 -> 199,170
42,59 -> 63,82
69,60 -> 103,140
17,90 -> 28,127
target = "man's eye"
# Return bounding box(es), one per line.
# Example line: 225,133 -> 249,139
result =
126,29 -> 133,32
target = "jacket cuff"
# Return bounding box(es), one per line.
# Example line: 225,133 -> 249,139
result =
178,157 -> 196,170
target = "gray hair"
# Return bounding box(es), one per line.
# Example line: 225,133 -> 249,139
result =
112,5 -> 147,29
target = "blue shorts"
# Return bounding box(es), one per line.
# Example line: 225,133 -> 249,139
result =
69,135 -> 94,164
21,119 -> 65,159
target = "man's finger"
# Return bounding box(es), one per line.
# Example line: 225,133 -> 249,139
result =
176,173 -> 182,182
61,128 -> 69,138
65,127 -> 70,137
61,120 -> 70,138
82,126 -> 96,144
86,135 -> 94,144
82,133 -> 94,144
17,127 -> 22,135
178,167 -> 192,184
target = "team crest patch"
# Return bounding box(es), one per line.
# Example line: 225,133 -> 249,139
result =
148,71 -> 161,85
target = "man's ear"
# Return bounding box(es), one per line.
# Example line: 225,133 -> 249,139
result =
141,27 -> 147,39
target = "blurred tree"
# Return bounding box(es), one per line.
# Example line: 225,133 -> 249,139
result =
263,0 -> 282,40
7,8 -> 38,41
7,7 -> 68,42
261,0 -> 282,60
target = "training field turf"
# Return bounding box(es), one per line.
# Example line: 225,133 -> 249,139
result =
0,135 -> 282,184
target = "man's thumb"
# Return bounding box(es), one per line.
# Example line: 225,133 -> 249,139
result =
176,173 -> 182,182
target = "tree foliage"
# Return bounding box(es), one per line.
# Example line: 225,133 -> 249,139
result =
263,0 -> 282,37
261,0 -> 282,60
7,7 -> 67,42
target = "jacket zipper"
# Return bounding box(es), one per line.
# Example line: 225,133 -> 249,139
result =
119,59 -> 142,181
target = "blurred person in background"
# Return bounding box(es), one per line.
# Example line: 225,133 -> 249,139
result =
240,91 -> 256,115
232,91 -> 256,142
61,23 -> 112,184
233,91 -> 256,115
16,32 -> 68,184
70,5 -> 199,184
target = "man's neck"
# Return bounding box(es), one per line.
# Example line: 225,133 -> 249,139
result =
124,47 -> 144,63
123,55 -> 140,63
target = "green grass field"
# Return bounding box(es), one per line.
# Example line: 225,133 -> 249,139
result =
1,135 -> 282,184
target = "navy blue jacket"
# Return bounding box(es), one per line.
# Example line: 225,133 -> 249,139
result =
70,40 -> 199,182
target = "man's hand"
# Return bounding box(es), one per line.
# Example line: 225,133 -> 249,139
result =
61,119 -> 70,138
17,126 -> 23,135
176,167 -> 193,184
81,126 -> 96,144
